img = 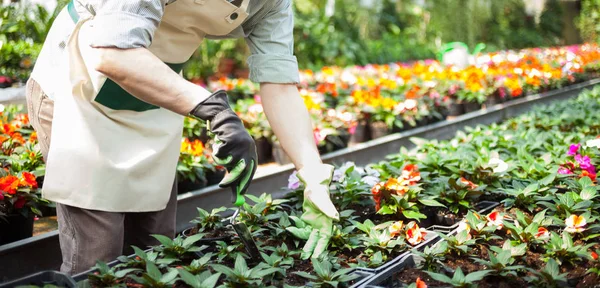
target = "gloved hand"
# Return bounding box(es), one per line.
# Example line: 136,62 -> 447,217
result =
287,164 -> 340,259
189,90 -> 257,205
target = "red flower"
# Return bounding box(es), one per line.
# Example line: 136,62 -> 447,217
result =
592,251 -> 598,261
14,196 -> 26,209
416,277 -> 427,288
21,172 -> 38,189
0,175 -> 20,195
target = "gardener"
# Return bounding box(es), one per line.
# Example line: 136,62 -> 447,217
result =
26,0 -> 339,275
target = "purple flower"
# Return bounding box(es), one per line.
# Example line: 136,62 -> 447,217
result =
332,169 -> 344,182
288,171 -> 301,190
558,167 -> 573,175
567,144 -> 581,156
575,154 -> 594,171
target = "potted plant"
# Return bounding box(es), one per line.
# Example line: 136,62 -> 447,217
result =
177,138 -> 224,194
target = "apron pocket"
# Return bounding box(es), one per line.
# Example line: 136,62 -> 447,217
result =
93,62 -> 186,112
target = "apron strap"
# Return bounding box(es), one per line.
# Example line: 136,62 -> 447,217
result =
239,0 -> 249,12
67,0 -> 80,23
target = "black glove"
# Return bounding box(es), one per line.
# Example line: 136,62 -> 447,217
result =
189,90 -> 257,206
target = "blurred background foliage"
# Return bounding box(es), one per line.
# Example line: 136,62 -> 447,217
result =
0,0 -> 596,83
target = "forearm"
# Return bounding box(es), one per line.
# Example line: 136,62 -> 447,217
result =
260,83 -> 322,170
94,47 -> 211,115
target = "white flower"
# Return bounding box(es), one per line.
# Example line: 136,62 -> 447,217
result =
586,139 -> 600,149
404,99 -> 418,110
362,176 -> 380,187
488,158 -> 508,174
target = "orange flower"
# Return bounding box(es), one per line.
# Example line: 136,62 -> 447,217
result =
21,172 -> 38,189
535,227 -> 550,239
406,222 -> 426,245
565,214 -> 587,233
181,138 -> 204,156
592,251 -> 599,261
2,123 -> 15,135
371,182 -> 383,211
29,131 -> 37,142
11,132 -> 24,144
415,277 -> 427,288
580,170 -> 597,182
459,177 -> 478,190
0,175 -> 20,195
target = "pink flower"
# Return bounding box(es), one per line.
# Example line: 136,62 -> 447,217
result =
567,144 -> 580,156
348,123 -> 357,135
253,94 -> 262,103
558,167 -> 573,175
575,154 -> 595,173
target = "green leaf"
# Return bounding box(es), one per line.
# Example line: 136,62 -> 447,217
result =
152,234 -> 174,247
115,268 -> 139,278
161,268 -> 179,284
540,173 -> 556,186
418,199 -> 447,207
234,254 -> 249,276
377,205 -> 396,215
532,209 -> 547,224
425,271 -> 453,284
202,272 -> 221,288
452,266 -> 466,282
211,265 -> 236,279
294,271 -> 318,281
464,270 -> 491,282
178,269 -> 201,288
146,262 -> 162,281
402,210 -> 427,220
183,233 -> 205,248
254,268 -> 281,278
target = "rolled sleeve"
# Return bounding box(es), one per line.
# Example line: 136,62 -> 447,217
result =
88,1 -> 166,49
245,0 -> 300,84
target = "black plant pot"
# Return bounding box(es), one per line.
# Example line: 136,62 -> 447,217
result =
369,121 -> 389,139
484,94 -> 503,107
272,142 -> 292,165
447,102 -> 465,117
177,178 -> 207,194
464,102 -> 482,113
0,213 -> 35,245
0,271 -> 76,288
349,120 -> 369,145
206,168 -> 226,186
254,137 -> 273,165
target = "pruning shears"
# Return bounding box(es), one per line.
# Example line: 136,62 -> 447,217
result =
229,187 -> 261,260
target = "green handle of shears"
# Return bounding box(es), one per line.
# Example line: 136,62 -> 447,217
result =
233,186 -> 245,207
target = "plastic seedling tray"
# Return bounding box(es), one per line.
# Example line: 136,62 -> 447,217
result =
0,271 -> 76,288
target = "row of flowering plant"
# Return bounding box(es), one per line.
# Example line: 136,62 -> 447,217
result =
0,105 -> 45,218
205,44 -> 600,146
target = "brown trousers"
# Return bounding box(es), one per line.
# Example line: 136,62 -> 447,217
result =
25,78 -> 178,275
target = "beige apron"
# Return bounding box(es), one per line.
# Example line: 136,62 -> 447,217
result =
41,0 -> 249,212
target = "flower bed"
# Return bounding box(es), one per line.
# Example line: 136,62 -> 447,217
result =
59,85 -> 600,288
199,44 -> 600,165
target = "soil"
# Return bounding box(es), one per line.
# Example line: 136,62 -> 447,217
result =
185,226 -> 232,239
